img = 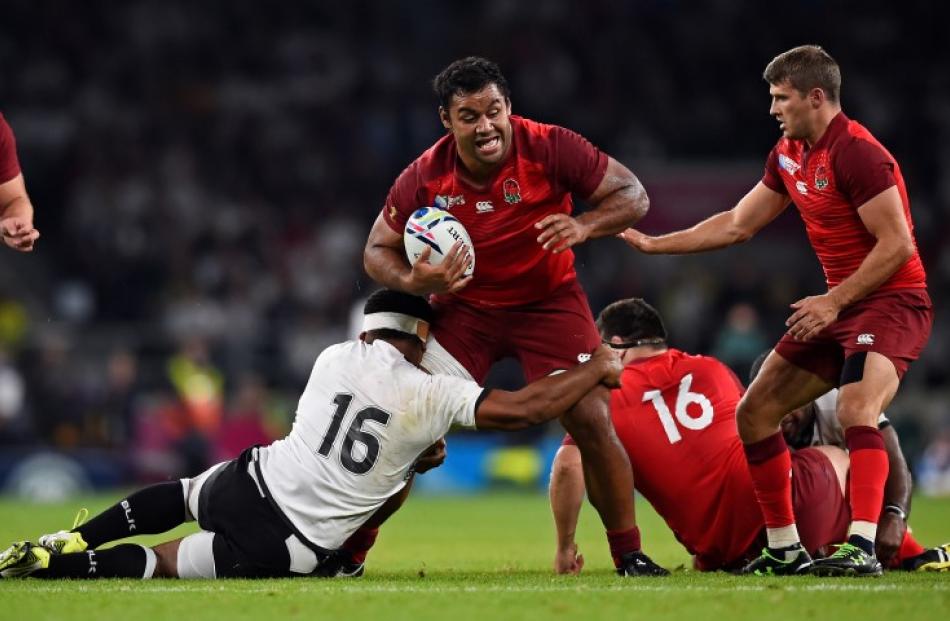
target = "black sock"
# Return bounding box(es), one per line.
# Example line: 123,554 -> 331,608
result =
36,544 -> 151,579
847,534 -> 875,556
76,481 -> 186,548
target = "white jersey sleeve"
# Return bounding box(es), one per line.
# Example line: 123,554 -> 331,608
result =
410,372 -> 481,431
256,339 -> 484,550
808,388 -> 890,448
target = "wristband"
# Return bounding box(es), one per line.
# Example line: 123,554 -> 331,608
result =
884,504 -> 907,521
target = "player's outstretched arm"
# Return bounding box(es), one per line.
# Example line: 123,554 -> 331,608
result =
877,424 -> 913,564
617,181 -> 788,255
0,173 -> 39,252
550,443 -> 586,575
536,157 -> 648,253
364,212 -> 472,295
473,345 -> 622,431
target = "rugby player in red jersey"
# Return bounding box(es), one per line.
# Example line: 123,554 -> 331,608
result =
0,112 -> 39,252
363,57 -> 665,575
550,298 -> 851,574
619,45 -> 932,576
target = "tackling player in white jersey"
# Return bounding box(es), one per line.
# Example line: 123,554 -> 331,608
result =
0,289 -> 628,579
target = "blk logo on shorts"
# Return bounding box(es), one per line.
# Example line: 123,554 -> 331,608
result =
856,333 -> 875,345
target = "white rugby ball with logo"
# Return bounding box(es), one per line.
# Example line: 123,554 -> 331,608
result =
403,207 -> 475,277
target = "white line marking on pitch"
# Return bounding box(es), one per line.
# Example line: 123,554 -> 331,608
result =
12,583 -> 948,594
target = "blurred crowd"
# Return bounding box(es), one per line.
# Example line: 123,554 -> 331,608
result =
0,1 -> 947,490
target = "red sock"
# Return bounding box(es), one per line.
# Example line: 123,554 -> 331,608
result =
892,530 -> 926,568
744,432 -> 795,529
341,527 -> 379,564
846,426 -> 888,524
606,526 -> 641,567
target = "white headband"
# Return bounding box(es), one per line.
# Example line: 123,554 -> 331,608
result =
362,312 -> 430,342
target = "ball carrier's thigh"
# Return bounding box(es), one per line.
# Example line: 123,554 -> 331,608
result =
737,350 -> 835,443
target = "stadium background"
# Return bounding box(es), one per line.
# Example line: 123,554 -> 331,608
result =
0,1 -> 947,499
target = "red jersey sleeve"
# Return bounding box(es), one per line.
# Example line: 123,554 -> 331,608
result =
549,126 -> 608,199
382,160 -> 428,235
761,147 -> 786,195
833,138 -> 897,208
0,114 -> 22,184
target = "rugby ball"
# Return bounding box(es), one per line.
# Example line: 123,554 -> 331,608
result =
404,207 -> 475,277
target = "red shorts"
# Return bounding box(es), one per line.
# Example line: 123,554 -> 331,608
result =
790,448 -> 850,556
430,279 -> 601,383
775,288 -> 932,383
734,447 -> 849,568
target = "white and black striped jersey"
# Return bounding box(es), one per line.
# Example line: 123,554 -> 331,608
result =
257,339 -> 483,549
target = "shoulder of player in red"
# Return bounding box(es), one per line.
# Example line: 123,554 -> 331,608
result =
562,348 -> 742,447
382,133 -> 458,233
0,112 -> 22,184
510,116 -> 608,199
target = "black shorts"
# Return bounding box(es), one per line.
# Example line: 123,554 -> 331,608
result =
196,447 -> 332,577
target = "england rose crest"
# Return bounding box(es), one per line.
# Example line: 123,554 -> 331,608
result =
503,177 -> 522,204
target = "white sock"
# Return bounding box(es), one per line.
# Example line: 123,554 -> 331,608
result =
848,521 -> 877,543
766,524 -> 801,549
141,545 -> 157,579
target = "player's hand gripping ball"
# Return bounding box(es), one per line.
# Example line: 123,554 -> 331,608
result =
403,207 -> 475,277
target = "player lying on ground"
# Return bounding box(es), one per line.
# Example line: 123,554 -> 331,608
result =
752,353 -> 949,572
617,44 -> 932,577
364,56 -> 664,576
550,298 -> 853,575
0,289 -> 627,580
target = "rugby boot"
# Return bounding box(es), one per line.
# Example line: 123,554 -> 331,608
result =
616,550 -> 670,576
38,508 -> 89,554
0,542 -> 50,578
811,542 -> 883,577
313,550 -> 365,578
740,543 -> 813,576
902,543 -> 950,572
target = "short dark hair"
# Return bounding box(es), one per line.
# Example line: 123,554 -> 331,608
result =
763,45 -> 841,103
432,56 -> 511,110
596,298 -> 668,344
363,289 -> 434,323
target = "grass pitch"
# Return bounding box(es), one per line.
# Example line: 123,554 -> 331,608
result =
1,492 -> 947,621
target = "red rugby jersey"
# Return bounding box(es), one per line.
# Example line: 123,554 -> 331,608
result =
597,349 -> 762,569
382,115 -> 608,308
762,112 -> 926,291
0,113 -> 22,184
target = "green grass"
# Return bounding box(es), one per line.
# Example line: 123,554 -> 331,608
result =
1,492 -> 948,621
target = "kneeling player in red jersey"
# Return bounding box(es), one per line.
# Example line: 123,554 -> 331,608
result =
550,298 -> 851,574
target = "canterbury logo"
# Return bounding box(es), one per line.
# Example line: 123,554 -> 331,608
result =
87,550 -> 97,574
856,334 -> 875,345
475,201 -> 494,213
